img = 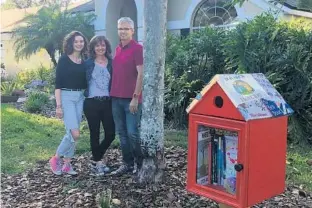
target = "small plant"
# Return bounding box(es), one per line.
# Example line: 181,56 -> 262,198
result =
1,63 -> 7,81
24,90 -> 49,113
97,189 -> 112,208
61,180 -> 84,194
1,80 -> 22,96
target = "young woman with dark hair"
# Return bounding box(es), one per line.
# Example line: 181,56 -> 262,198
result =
49,31 -> 89,175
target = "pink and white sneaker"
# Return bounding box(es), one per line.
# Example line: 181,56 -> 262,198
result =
49,156 -> 63,175
62,162 -> 78,175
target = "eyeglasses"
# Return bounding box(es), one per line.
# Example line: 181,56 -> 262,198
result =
118,28 -> 132,31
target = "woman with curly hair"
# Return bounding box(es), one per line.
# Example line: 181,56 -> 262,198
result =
83,36 -> 115,176
49,31 -> 89,175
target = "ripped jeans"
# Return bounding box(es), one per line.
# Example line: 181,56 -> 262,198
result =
56,90 -> 84,158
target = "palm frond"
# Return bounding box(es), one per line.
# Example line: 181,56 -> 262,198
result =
11,3 -> 94,63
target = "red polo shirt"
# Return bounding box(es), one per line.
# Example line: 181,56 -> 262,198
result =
110,40 -> 143,101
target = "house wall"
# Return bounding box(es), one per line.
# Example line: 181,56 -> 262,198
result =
167,0 -> 192,21
95,0 -> 143,50
94,0 -> 106,35
239,1 -> 266,20
94,0 -> 253,38
1,33 -> 52,76
94,0 -> 312,49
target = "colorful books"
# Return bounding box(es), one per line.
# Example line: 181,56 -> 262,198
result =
196,128 -> 211,185
197,125 -> 238,195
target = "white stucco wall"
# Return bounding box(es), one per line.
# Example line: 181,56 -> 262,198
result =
94,0 -> 312,46
167,0 -> 192,21
95,0 -> 143,50
1,33 -> 52,75
94,0 -> 107,35
238,1 -> 266,20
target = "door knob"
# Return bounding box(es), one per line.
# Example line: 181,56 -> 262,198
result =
234,164 -> 244,172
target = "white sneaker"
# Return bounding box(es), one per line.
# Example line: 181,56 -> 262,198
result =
90,161 -> 109,176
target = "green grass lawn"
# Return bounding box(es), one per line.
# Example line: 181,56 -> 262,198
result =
286,144 -> 312,191
1,104 -> 91,173
1,104 -> 312,191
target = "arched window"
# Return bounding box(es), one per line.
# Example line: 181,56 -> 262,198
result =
192,0 -> 238,29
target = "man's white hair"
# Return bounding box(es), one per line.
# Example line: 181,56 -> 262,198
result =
118,17 -> 134,29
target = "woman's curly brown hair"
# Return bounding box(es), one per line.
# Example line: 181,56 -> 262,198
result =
89,36 -> 112,60
63,31 -> 89,57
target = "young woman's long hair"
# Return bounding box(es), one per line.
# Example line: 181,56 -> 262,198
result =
63,31 -> 89,59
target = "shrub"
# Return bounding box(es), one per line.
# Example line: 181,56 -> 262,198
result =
165,28 -> 227,128
223,14 -> 312,143
165,14 -> 312,143
16,65 -> 55,92
24,90 -> 49,113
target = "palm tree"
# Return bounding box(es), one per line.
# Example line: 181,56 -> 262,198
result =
12,3 -> 95,67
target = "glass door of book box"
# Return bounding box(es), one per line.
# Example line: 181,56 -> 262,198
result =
196,125 -> 238,196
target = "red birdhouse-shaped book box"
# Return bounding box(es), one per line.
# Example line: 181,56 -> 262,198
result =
186,73 -> 293,208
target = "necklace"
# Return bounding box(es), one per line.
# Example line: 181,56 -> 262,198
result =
74,56 -> 82,63
95,58 -> 107,65
69,55 -> 82,64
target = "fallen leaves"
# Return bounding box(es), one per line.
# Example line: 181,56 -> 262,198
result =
1,147 -> 312,208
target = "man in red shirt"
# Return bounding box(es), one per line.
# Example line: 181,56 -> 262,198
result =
110,17 -> 144,176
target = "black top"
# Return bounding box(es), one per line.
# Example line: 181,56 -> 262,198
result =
55,55 -> 87,90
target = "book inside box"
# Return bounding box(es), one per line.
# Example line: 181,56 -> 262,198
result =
197,125 -> 238,195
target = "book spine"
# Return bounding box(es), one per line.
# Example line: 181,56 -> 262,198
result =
218,137 -> 222,185
213,138 -> 218,185
208,141 -> 212,185
211,139 -> 215,184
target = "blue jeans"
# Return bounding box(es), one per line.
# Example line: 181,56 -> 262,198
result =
56,90 -> 84,158
112,98 -> 143,167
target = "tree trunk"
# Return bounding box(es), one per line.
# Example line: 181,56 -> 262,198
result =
45,47 -> 57,67
137,0 -> 168,184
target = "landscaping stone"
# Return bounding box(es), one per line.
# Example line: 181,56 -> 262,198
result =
12,90 -> 25,97
1,95 -> 19,103
17,97 -> 27,103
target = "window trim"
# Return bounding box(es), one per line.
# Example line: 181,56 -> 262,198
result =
191,0 -> 238,31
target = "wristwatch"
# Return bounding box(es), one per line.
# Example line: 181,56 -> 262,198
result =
133,93 -> 139,99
